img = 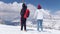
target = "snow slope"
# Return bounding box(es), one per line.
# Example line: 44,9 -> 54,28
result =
0,24 -> 60,34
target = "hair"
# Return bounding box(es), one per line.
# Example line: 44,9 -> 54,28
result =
22,3 -> 26,7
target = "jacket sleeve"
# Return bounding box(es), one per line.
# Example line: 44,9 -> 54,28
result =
41,9 -> 50,15
41,9 -> 52,18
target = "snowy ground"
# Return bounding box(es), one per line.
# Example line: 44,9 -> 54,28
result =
0,24 -> 60,34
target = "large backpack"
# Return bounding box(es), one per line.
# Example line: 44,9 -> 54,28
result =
24,9 -> 30,18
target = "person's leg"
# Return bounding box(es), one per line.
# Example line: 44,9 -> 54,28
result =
37,20 -> 40,31
21,21 -> 23,30
23,18 -> 26,31
40,20 -> 43,31
21,18 -> 24,31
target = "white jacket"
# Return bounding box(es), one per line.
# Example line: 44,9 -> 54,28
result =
34,9 -> 50,19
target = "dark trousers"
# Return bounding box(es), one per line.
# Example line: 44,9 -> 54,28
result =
21,17 -> 26,30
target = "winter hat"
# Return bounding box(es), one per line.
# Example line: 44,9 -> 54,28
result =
22,3 -> 26,7
38,4 -> 41,9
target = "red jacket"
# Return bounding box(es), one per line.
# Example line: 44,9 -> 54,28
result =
24,9 -> 30,18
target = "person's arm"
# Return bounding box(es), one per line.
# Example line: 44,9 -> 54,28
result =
41,9 -> 50,15
41,9 -> 52,18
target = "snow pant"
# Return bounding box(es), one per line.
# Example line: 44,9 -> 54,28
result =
21,17 -> 26,31
37,19 -> 43,31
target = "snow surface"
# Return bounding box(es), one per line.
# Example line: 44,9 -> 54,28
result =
0,24 -> 60,34
0,1 -> 60,34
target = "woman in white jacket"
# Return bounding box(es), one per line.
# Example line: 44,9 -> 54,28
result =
34,4 -> 50,31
